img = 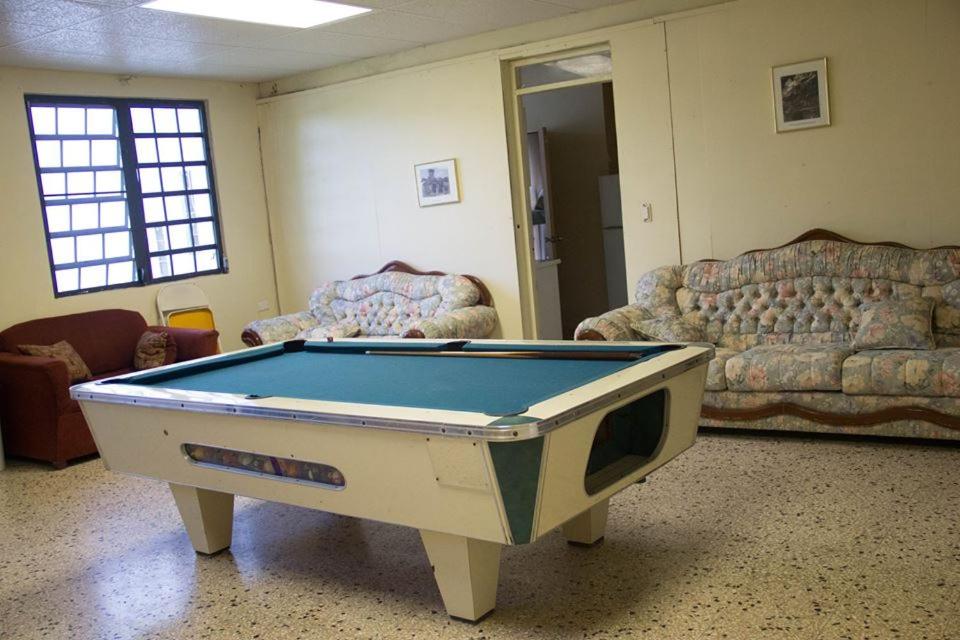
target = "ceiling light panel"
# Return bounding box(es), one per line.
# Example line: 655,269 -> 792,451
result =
141,0 -> 371,29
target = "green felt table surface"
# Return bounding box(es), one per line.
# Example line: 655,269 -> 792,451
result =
115,341 -> 678,417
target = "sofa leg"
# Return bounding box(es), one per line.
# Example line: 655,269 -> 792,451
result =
52,459 -> 67,470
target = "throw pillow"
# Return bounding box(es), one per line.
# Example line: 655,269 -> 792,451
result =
631,317 -> 705,342
18,340 -> 92,382
133,330 -> 178,370
852,298 -> 936,350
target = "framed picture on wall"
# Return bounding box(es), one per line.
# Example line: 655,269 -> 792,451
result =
772,58 -> 830,132
415,159 -> 460,207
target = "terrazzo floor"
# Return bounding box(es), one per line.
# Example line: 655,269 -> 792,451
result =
1,431 -> 958,640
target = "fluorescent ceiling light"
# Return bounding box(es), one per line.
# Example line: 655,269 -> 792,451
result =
142,0 -> 371,29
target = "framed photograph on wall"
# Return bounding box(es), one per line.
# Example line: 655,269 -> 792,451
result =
415,159 -> 460,207
772,58 -> 830,132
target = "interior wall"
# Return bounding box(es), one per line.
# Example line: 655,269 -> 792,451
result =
523,83 -> 611,338
257,55 -> 522,337
667,0 -> 960,261
0,67 -> 276,351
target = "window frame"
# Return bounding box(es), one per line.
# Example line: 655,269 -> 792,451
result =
24,94 -> 228,298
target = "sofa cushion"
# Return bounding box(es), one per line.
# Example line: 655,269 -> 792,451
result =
852,298 -> 935,350
17,340 -> 92,382
631,317 -> 705,342
725,344 -> 855,392
842,349 -> 960,397
706,348 -> 739,391
296,322 -> 362,341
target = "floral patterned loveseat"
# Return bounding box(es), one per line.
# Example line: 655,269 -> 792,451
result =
575,230 -> 960,441
242,261 -> 498,346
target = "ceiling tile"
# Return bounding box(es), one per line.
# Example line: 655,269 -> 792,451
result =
4,0 -> 122,29
319,9 -> 476,43
71,6 -> 298,47
21,28 -> 233,62
395,0 -> 572,30
0,20 -> 51,46
535,0 -> 626,9
197,47 -> 357,72
254,28 -> 419,58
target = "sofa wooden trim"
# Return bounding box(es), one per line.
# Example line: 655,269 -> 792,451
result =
241,261 -> 495,347
701,403 -> 960,432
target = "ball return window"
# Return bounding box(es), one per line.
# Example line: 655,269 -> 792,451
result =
584,389 -> 667,495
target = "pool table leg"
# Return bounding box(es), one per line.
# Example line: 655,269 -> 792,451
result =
170,483 -> 234,555
562,498 -> 609,546
419,530 -> 501,622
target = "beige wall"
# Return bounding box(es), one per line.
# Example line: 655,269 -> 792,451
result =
0,67 -> 276,351
258,55 -> 523,337
667,0 -> 960,261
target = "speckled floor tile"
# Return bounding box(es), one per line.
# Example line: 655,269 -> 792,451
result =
1,432 -> 958,640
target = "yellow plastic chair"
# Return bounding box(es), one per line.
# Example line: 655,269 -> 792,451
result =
157,282 -> 217,332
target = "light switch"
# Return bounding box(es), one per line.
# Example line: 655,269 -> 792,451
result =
641,203 -> 652,222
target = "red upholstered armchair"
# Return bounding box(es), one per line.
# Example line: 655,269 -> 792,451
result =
0,309 -> 219,469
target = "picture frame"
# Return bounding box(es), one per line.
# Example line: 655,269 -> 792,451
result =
414,158 -> 460,207
772,58 -> 830,132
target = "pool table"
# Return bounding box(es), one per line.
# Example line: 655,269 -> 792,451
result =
72,338 -> 712,621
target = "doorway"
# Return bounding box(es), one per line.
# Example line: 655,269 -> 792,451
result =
505,48 -> 628,339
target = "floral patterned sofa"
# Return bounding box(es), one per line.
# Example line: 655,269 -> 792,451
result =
575,230 -> 960,441
242,261 -> 498,346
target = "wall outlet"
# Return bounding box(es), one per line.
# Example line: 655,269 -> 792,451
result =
257,300 -> 271,312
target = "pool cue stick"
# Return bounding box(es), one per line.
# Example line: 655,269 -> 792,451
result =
364,349 -> 642,361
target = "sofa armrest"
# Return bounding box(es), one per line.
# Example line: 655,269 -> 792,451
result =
574,304 -> 651,341
0,353 -> 73,428
403,306 -> 498,339
241,311 -> 319,347
149,326 -> 220,361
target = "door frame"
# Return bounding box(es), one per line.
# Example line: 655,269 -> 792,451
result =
501,43 -> 614,339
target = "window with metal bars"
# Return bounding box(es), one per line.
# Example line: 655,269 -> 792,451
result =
25,95 -> 227,297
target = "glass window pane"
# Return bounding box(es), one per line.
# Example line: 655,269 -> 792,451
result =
135,138 -> 158,164
131,108 -> 154,133
80,264 -> 107,289
164,195 -> 188,221
100,201 -> 127,228
172,251 -> 195,275
86,108 -> 115,135
96,170 -> 122,195
157,137 -> 182,163
168,223 -> 193,250
35,140 -> 61,168
517,51 -> 612,89
62,140 -> 90,167
71,203 -> 98,230
180,137 -> 205,162
91,139 -> 119,166
147,227 -> 169,253
153,108 -> 178,133
31,107 -> 56,135
195,249 -> 218,272
184,165 -> 208,190
139,168 -> 162,193
192,221 -> 215,246
104,231 -> 131,258
189,193 -> 211,218
57,107 -> 85,135
151,255 -> 171,278
51,237 -> 75,265
76,234 -> 103,262
177,108 -> 201,133
108,261 -> 135,285
56,268 -> 79,293
41,172 -> 66,197
67,171 -> 94,197
46,205 -> 70,232
143,197 -> 165,223
161,166 -> 185,192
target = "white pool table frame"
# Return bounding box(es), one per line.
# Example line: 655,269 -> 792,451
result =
73,339 -> 712,621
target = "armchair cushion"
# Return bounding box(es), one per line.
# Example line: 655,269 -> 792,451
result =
403,306 -> 497,339
17,340 -> 91,382
725,344 -> 855,392
631,317 -> 705,342
852,298 -> 936,350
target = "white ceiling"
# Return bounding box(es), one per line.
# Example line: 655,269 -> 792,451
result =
0,0 -> 628,82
